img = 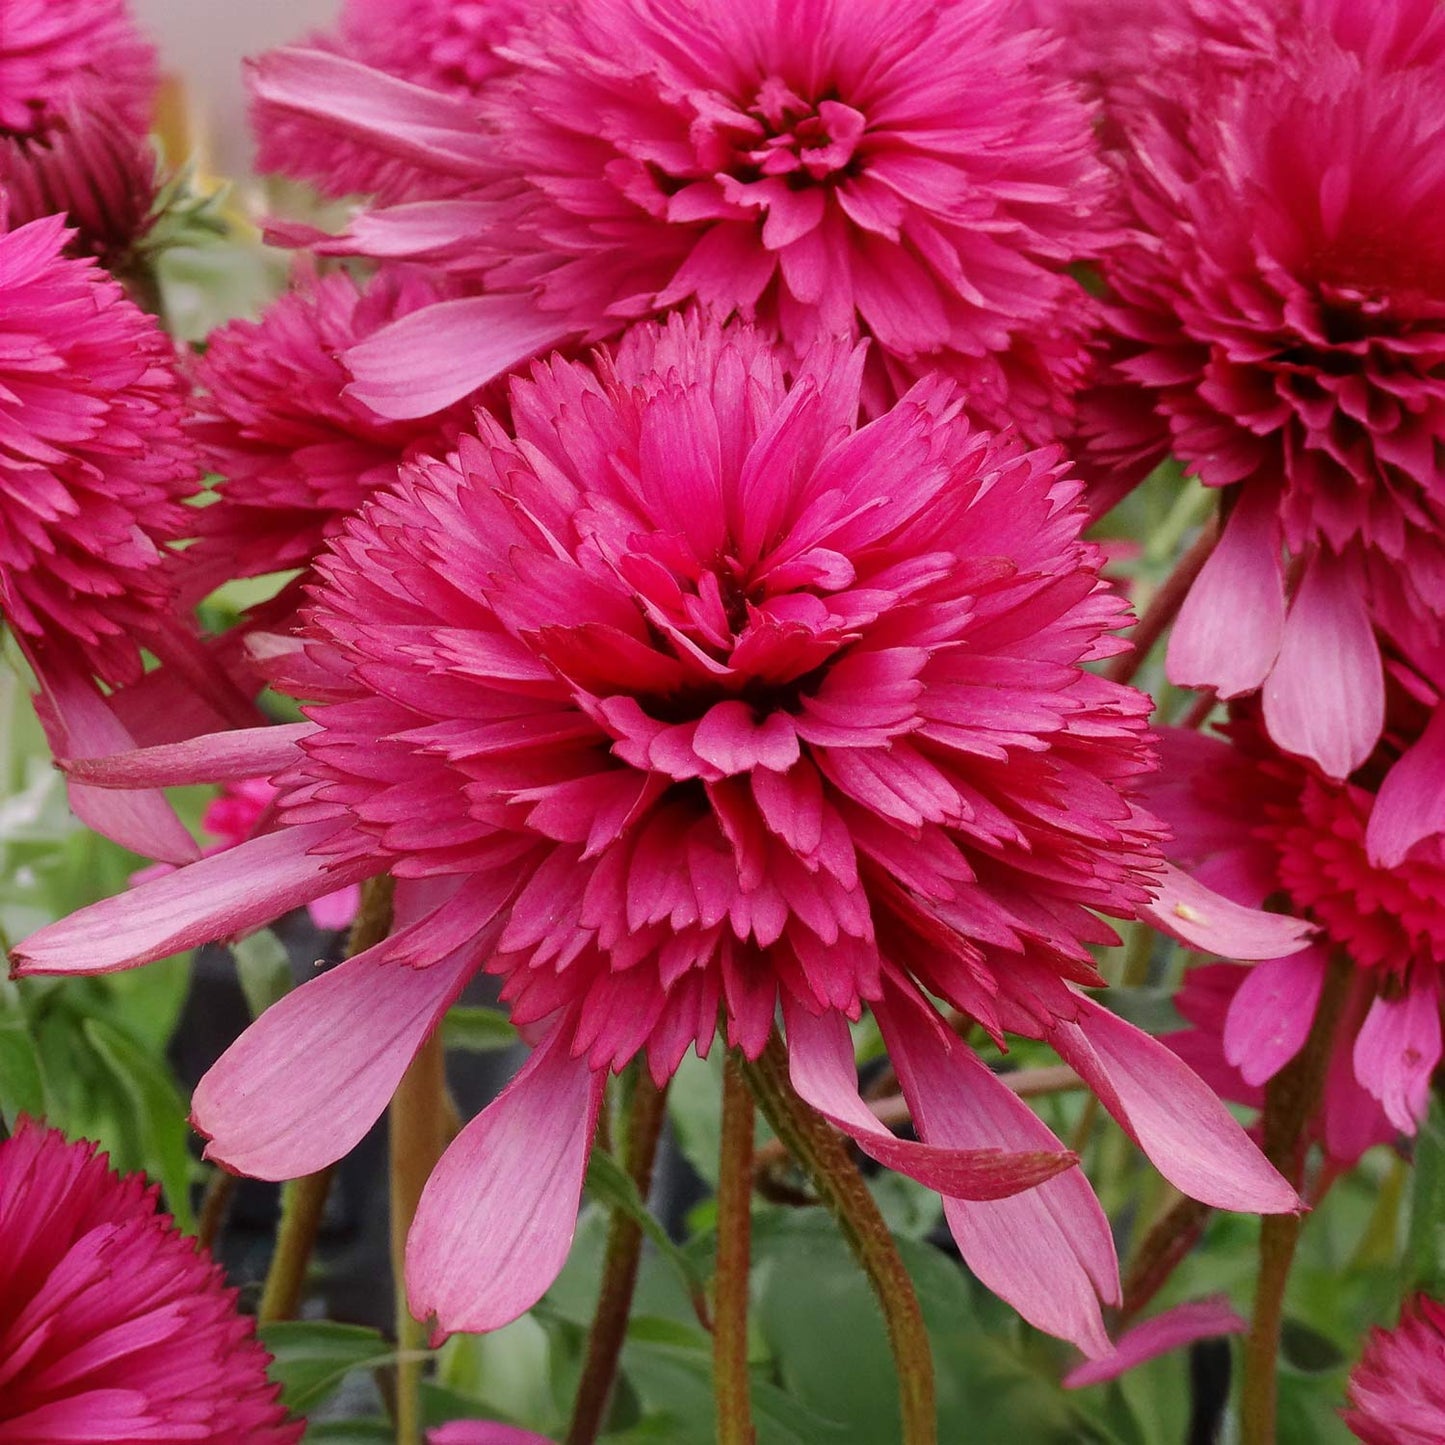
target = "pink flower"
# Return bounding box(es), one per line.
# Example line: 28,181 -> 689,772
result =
15,317 -> 1301,1357
0,210 -> 237,863
1148,708 -> 1445,1157
1088,0 -> 1445,778
0,0 -> 157,143
1344,1294 -> 1445,1444
183,266 -> 479,597
0,1118 -> 301,1443
249,0 -> 1118,440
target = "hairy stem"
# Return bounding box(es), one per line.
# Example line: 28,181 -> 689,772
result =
258,1167 -> 335,1323
742,1033 -> 937,1445
566,1070 -> 670,1445
1240,955 -> 1353,1445
197,1168 -> 238,1254
715,1053 -> 757,1445
1105,516 -> 1219,687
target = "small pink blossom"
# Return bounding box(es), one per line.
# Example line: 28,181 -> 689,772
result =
1345,1295 -> 1445,1444
0,1118 -> 301,1443
15,317 -> 1300,1357
249,0 -> 1118,440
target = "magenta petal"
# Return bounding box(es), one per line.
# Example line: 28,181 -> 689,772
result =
37,662 -> 199,866
1222,948 -> 1328,1087
873,985 -> 1119,1357
345,297 -> 573,418
783,1000 -> 1076,1200
1366,706 -> 1445,867
1142,864 -> 1314,960
1063,1297 -> 1247,1389
12,824 -> 378,974
407,1028 -> 604,1338
60,723 -> 315,789
1352,981 -> 1443,1135
193,936 -> 478,1179
1049,993 -> 1301,1213
1167,489 -> 1285,698
1262,552 -> 1384,780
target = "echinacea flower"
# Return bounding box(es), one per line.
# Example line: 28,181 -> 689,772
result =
1148,704 -> 1445,1156
249,0 -> 1118,440
183,265 -> 479,598
0,0 -> 157,143
0,1117 -> 301,1443
0,210 -> 238,863
15,316 -> 1304,1357
1087,0 -> 1445,779
1344,1294 -> 1445,1444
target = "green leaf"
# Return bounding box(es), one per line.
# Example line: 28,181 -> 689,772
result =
303,1423 -> 394,1444
260,1321 -> 397,1414
0,1016 -> 46,1126
234,928 -> 294,1019
1406,1096 -> 1445,1296
81,1016 -> 197,1233
443,1005 -> 519,1053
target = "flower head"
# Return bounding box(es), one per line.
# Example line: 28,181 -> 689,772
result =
0,1118 -> 300,1443
184,266 -> 478,595
250,0 -> 1117,438
1149,703 -> 1445,1154
1088,0 -> 1445,778
16,317 -> 1301,1357
1344,1294 -> 1445,1444
0,0 -> 157,143
0,212 -> 199,688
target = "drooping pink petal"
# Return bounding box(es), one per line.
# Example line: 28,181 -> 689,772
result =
1063,1296 -> 1247,1389
344,296 -> 573,417
1222,947 -> 1329,1087
1262,553 -> 1385,781
1366,706 -> 1445,868
1142,864 -> 1315,960
428,1426 -> 555,1445
192,932 -> 481,1179
783,999 -> 1076,1201
407,1026 -> 605,1339
11,825 -> 378,975
59,723 -> 316,789
1352,980 -> 1443,1135
1167,489 -> 1285,698
1049,993 -> 1301,1213
874,984 -> 1119,1357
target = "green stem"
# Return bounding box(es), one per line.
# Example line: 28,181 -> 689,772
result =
1240,955 -> 1353,1445
197,1168 -> 238,1254
742,1033 -> 937,1445
715,1053 -> 757,1445
258,1166 -> 335,1323
566,1070 -> 670,1445
390,1028 -> 448,1445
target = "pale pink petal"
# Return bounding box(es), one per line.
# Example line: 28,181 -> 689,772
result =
1353,981 -> 1443,1135
874,984 -> 1119,1357
37,661 -> 199,866
1222,947 -> 1328,1087
306,883 -> 362,931
429,1427 -> 554,1445
1167,489 -> 1285,698
1049,993 -> 1301,1213
1142,864 -> 1315,960
407,1027 -> 605,1338
783,999 -> 1076,1200
247,48 -> 497,175
193,934 -> 479,1179
59,723 -> 316,789
1366,706 -> 1445,867
345,297 -> 573,418
1063,1297 -> 1247,1389
1262,552 -> 1384,781
12,824 -> 378,975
